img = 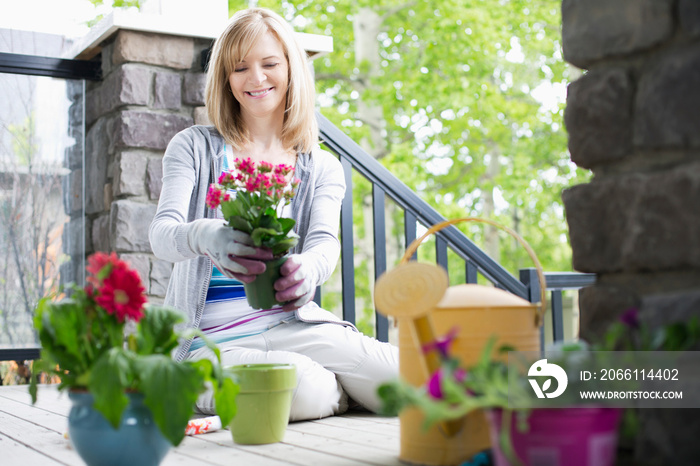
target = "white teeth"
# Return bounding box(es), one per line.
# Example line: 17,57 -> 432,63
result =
248,88 -> 270,97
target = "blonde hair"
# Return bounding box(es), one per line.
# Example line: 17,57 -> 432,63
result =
205,8 -> 318,153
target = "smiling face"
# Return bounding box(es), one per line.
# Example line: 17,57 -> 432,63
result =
228,31 -> 289,122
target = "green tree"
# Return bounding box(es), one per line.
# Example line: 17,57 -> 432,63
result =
231,1 -> 590,333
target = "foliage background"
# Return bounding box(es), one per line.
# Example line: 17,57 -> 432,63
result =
3,0 -> 590,342
223,0 -> 590,333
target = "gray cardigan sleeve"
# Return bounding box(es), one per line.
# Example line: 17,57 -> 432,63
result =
149,128 -> 215,263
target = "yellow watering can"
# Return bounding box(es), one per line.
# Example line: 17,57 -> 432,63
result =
375,218 -> 546,466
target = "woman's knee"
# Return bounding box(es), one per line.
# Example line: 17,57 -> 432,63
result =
289,359 -> 348,421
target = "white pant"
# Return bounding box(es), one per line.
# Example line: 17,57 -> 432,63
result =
187,319 -> 399,421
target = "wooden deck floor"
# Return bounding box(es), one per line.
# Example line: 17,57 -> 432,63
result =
0,384 -> 404,466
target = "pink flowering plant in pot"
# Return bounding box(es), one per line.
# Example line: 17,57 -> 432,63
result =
206,157 -> 300,257
379,312 -> 700,465
206,158 -> 301,309
30,252 -> 239,447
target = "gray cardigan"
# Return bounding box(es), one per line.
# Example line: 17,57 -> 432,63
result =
149,125 -> 353,361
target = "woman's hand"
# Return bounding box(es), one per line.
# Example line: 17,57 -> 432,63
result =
187,219 -> 272,279
274,254 -> 315,311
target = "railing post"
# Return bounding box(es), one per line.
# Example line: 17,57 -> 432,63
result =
551,290 -> 564,343
313,287 -> 322,306
436,236 -> 448,271
340,156 -> 356,325
466,260 -> 478,284
404,211 -> 417,261
373,185 -> 389,342
520,268 -> 544,351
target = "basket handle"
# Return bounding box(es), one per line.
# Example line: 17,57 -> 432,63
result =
401,217 -> 546,327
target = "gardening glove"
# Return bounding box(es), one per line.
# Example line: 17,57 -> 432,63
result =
187,219 -> 272,279
274,254 -> 316,311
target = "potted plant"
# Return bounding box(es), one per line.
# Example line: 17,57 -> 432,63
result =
30,252 -> 239,466
205,157 -> 300,309
379,308 -> 700,466
378,329 -> 623,466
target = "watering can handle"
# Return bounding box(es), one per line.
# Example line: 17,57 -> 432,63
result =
400,217 -> 547,328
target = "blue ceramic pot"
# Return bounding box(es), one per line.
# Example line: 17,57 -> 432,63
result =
68,391 -> 171,466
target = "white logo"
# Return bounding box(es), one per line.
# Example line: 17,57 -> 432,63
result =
528,359 -> 568,399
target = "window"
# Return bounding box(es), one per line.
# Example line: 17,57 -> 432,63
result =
0,68 -> 86,353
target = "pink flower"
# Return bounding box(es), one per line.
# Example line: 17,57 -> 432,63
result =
258,161 -> 273,173
427,370 -> 443,399
86,251 -> 119,287
235,157 -> 256,175
620,307 -> 640,329
244,178 -> 260,192
218,171 -> 235,185
422,327 -> 459,358
272,174 -> 286,187
206,185 -> 225,209
260,174 -> 273,190
85,252 -> 147,323
95,263 -> 146,323
273,164 -> 294,176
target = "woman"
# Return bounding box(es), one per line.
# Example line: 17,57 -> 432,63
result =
149,7 -> 398,420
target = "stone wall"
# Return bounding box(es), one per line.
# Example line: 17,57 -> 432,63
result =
82,29 -> 213,302
561,0 -> 700,463
562,0 -> 700,335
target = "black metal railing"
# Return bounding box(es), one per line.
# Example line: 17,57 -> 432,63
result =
317,112 -> 596,345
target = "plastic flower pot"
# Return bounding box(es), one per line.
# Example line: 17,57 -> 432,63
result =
243,256 -> 288,310
227,363 -> 297,445
486,407 -> 623,466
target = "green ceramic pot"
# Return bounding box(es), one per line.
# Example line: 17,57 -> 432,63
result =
227,363 -> 297,445
243,255 -> 288,310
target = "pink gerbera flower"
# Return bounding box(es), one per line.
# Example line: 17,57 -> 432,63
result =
94,261 -> 146,323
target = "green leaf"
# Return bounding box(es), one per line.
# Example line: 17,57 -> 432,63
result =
271,236 -> 299,256
260,213 -> 282,232
136,355 -> 204,446
214,375 -> 239,427
278,217 -> 296,235
221,200 -> 242,219
88,348 -> 132,428
251,227 -> 279,245
35,297 -> 90,378
228,215 -> 253,233
376,383 -> 406,416
135,306 -> 184,355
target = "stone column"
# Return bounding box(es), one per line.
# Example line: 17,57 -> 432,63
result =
561,0 -> 700,463
81,28 -> 212,302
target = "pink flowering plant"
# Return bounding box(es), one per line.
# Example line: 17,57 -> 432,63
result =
206,157 -> 301,257
378,329 -> 522,426
597,307 -> 700,351
30,252 -> 239,446
378,311 -> 700,463
379,310 -> 700,423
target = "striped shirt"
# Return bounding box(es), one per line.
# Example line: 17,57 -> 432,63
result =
189,145 -> 293,351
